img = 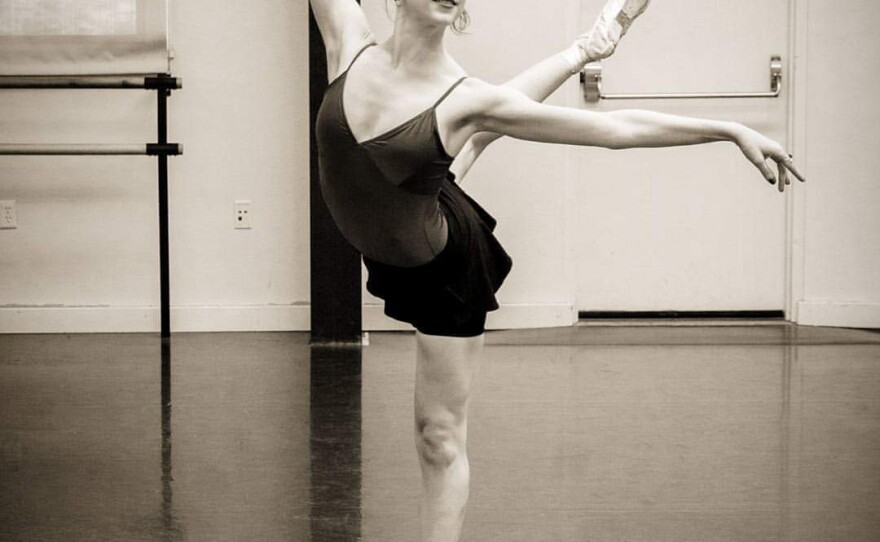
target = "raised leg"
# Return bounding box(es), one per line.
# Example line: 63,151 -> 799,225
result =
576,0 -> 652,63
414,331 -> 484,542
450,0 -> 652,183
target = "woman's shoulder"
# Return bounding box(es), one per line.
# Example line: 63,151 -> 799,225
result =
451,77 -> 514,109
332,34 -> 378,78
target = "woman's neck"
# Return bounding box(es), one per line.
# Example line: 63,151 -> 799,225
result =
384,15 -> 448,72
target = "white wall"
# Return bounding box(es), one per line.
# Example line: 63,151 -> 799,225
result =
0,0 -> 312,332
791,0 -> 880,328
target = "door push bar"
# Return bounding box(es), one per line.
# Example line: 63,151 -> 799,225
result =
581,55 -> 782,102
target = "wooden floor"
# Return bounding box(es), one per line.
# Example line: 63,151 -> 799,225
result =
1,324 -> 879,541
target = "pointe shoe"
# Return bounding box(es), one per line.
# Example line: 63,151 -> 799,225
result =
565,0 -> 651,71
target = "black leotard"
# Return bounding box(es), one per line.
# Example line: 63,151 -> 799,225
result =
315,43 -> 512,336
315,43 -> 468,267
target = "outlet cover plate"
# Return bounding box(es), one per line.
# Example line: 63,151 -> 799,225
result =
0,200 -> 16,229
234,200 -> 251,229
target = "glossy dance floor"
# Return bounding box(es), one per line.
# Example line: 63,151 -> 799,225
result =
1,324 -> 879,541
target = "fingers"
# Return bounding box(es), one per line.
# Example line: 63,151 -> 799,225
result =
756,160 -> 777,186
767,152 -> 806,193
782,155 -> 807,183
778,161 -> 786,193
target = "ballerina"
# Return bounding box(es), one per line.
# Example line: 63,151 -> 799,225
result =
310,2 -> 804,541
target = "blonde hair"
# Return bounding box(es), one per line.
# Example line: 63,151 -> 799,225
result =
384,0 -> 472,34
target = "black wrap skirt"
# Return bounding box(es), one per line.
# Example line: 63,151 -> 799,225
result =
363,177 -> 512,337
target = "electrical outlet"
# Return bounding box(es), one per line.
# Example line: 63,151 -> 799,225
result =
234,200 -> 251,229
0,200 -> 16,229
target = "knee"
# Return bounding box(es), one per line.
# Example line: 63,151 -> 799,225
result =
415,416 -> 463,469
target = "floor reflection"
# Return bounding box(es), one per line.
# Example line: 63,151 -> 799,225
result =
159,338 -> 183,541
779,326 -> 793,542
309,345 -> 363,542
0,326 -> 878,541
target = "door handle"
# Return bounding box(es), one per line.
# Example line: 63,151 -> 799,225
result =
581,56 -> 782,102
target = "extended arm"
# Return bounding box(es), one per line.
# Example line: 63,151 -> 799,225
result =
466,81 -> 806,190
309,0 -> 374,82
449,52 -> 575,180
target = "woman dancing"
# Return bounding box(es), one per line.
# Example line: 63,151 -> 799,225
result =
310,1 -> 805,540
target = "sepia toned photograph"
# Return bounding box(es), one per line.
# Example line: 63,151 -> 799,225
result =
1,1 -> 878,540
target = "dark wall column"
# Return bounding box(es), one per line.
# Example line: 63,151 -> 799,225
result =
309,4 -> 362,344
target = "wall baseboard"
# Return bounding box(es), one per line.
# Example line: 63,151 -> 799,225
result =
0,305 -> 312,334
797,301 -> 880,329
8,302 -> 876,332
579,310 -> 784,320
0,302 -> 576,334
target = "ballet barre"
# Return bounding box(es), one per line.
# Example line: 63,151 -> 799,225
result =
582,56 -> 782,102
0,75 -> 182,90
0,143 -> 182,155
0,73 -> 182,338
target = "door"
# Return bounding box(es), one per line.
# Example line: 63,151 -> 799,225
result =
574,0 -> 791,313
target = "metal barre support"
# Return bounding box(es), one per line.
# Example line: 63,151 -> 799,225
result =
157,78 -> 171,339
0,143 -> 182,155
581,56 -> 782,102
0,75 -> 182,90
0,73 -> 180,338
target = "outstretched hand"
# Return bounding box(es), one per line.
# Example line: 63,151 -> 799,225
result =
733,125 -> 807,193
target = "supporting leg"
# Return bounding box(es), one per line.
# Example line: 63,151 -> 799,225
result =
414,331 -> 484,542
